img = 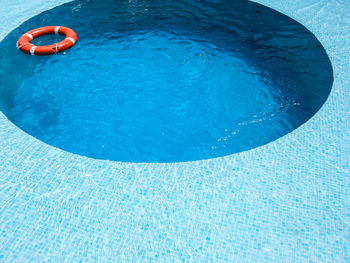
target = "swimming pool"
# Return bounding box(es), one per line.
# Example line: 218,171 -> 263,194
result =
0,0 -> 349,261
0,0 -> 333,163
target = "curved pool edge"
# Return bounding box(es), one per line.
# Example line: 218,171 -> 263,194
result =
0,0 -> 349,261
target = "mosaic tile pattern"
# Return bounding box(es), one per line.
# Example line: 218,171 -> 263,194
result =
0,0 -> 349,261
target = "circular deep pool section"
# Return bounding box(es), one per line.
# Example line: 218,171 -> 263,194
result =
0,0 -> 333,162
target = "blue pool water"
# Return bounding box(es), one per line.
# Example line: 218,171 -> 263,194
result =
0,0 -> 333,162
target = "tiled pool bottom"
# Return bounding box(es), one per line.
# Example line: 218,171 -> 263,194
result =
0,0 -> 349,262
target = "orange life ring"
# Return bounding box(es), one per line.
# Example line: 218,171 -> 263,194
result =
17,26 -> 77,56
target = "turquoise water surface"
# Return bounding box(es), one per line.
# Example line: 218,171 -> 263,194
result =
0,0 -> 349,262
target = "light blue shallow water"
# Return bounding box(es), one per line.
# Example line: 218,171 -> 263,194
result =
0,0 -> 333,162
0,0 -> 349,262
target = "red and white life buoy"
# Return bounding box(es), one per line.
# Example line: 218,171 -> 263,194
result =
17,26 -> 77,56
